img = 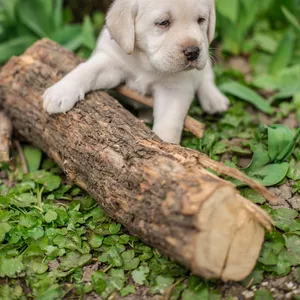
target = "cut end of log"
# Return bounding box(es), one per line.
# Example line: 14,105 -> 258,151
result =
193,185 -> 264,281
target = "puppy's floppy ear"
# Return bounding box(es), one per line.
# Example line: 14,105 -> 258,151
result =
106,0 -> 137,55
207,0 -> 216,44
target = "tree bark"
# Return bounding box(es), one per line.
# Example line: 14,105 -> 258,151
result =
0,39 -> 272,281
0,112 -> 12,162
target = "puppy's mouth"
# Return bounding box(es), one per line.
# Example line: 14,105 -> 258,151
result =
184,59 -> 205,71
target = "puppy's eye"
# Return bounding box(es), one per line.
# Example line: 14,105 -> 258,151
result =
198,17 -> 206,24
156,20 -> 170,27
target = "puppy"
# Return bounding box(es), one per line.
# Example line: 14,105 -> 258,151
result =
43,0 -> 229,144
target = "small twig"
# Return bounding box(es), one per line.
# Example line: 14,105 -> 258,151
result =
164,278 -> 185,300
102,265 -> 112,273
237,194 -> 273,231
245,277 -> 255,289
115,85 -> 205,139
0,112 -> 12,162
198,153 -> 279,205
13,140 -> 29,174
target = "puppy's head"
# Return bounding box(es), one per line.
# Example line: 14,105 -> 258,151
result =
106,0 -> 215,73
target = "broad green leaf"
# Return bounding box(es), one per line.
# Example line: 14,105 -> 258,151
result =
267,125 -> 294,161
276,127 -> 300,162
12,193 -> 38,207
182,286 -> 209,300
44,210 -> 58,223
269,30 -> 295,74
188,276 -> 202,291
247,163 -> 290,186
8,181 -> 35,195
0,36 -> 37,63
0,285 -> 23,299
101,246 -> 123,266
271,65 -> 300,101
88,234 -> 104,248
284,234 -> 300,253
245,145 -> 270,172
0,257 -> 25,277
0,210 -> 11,222
109,223 -> 121,235
239,0 -> 261,37
53,0 -> 63,30
252,74 -> 278,91
170,284 -> 187,300
150,276 -> 175,295
82,15 -> 96,50
288,160 -> 300,181
254,290 -> 273,300
265,231 -> 285,254
253,33 -> 278,54
18,0 -> 48,37
92,271 -> 107,295
109,268 -> 125,290
28,226 -> 44,240
25,171 -> 61,192
241,269 -> 264,287
132,266 -> 150,285
60,251 -> 91,271
1,0 -> 19,22
278,248 -> 300,267
271,209 -> 300,232
0,223 -> 12,242
220,81 -> 274,114
19,214 -> 37,228
23,146 -> 42,172
122,250 -> 140,270
27,261 -> 48,275
53,234 -> 80,250
216,0 -> 239,23
271,249 -> 292,276
120,285 -> 136,297
281,6 -> 300,32
259,247 -> 278,266
293,181 -> 300,193
50,25 -> 83,51
103,235 -> 120,245
241,188 -> 265,204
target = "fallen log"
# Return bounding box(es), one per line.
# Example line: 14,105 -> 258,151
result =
0,39 -> 273,281
0,112 -> 12,162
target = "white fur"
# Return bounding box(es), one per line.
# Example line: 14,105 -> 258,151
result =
43,0 -> 229,144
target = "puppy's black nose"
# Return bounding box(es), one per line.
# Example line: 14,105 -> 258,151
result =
184,46 -> 200,61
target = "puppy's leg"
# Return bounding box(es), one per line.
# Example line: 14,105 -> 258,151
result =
197,61 -> 230,114
152,86 -> 194,144
43,52 -> 124,114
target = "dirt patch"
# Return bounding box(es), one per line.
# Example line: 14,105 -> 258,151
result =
227,56 -> 252,82
219,268 -> 300,300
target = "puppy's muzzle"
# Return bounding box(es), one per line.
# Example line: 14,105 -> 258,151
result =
184,46 -> 200,62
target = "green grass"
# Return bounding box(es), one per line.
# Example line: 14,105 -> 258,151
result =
1,0 -> 300,299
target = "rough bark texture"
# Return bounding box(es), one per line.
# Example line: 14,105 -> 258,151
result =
0,112 -> 12,162
0,39 -> 272,281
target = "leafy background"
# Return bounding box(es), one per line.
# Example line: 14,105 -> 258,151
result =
0,0 -> 300,299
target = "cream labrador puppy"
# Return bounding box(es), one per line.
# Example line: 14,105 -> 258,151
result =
43,0 -> 229,144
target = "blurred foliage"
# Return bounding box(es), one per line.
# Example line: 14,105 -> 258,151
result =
215,0 -> 300,57
0,0 -> 105,63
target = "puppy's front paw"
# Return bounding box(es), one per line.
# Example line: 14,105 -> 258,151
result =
199,88 -> 230,115
43,81 -> 85,114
